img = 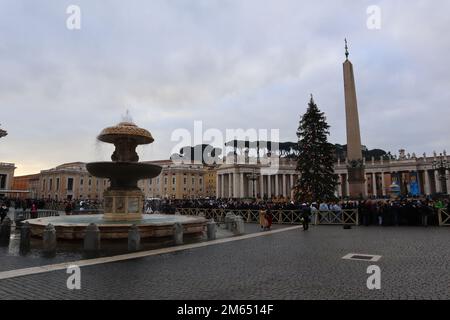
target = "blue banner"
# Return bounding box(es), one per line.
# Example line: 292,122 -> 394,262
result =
409,172 -> 420,196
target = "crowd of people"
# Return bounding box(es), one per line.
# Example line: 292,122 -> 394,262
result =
1,195 -> 449,227
0,197 -> 103,218
163,197 -> 450,227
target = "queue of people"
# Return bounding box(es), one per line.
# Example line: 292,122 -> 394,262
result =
167,197 -> 449,227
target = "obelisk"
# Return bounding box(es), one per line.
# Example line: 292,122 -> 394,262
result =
343,39 -> 365,198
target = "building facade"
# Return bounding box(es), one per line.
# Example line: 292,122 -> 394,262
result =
32,160 -> 218,201
0,162 -> 16,197
37,162 -> 110,201
141,160 -> 217,199
11,173 -> 40,199
216,150 -> 450,200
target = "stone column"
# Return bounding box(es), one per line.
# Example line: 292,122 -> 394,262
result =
424,170 -> 431,195
372,172 -> 377,197
282,174 -> 287,198
381,172 -> 386,196
233,173 -> 239,198
338,175 -> 343,197
267,175 -> 272,199
364,174 -> 369,196
346,175 -> 350,197
240,173 -> 244,198
275,174 -> 279,197
434,170 -> 441,193
220,174 -> 224,198
228,173 -> 233,198
446,170 -> 450,195
260,175 -> 264,199
216,174 -> 220,199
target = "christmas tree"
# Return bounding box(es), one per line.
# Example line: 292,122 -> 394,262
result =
294,95 -> 338,202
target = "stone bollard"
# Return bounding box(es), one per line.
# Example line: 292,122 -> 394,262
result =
173,222 -> 183,245
0,217 -> 12,246
206,220 -> 217,241
233,216 -> 245,235
84,223 -> 101,253
128,224 -> 140,252
42,224 -> 57,256
20,222 -> 31,254
225,212 -> 235,230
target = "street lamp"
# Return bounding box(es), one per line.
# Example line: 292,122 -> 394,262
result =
246,168 -> 260,199
432,152 -> 450,194
0,124 -> 7,139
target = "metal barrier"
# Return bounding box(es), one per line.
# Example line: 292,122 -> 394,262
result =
176,208 -> 359,226
315,209 -> 359,225
438,209 -> 450,226
14,209 -> 60,221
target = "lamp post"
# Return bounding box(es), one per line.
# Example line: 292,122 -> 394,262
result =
432,152 -> 450,194
246,168 -> 260,199
0,124 -> 7,139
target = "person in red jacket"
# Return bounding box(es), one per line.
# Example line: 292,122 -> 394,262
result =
30,203 -> 38,219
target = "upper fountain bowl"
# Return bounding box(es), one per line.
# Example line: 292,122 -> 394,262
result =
98,121 -> 154,145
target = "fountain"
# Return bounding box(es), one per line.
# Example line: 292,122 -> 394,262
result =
86,121 -> 161,221
26,121 -> 207,239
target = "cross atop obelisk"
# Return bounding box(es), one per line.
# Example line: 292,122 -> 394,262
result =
343,39 -> 366,198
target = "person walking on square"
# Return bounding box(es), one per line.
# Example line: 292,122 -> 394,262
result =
259,208 -> 268,230
30,203 -> 38,219
300,203 -> 310,231
265,208 -> 273,231
0,203 -> 8,223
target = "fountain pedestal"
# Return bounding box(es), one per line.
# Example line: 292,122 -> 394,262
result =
103,189 -> 144,221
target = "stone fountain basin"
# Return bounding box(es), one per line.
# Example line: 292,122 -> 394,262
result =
25,214 -> 207,240
86,162 -> 162,181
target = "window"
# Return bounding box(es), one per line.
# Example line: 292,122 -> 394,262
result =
80,178 -> 84,186
49,179 -> 53,191
67,178 -> 74,191
0,174 -> 6,189
149,179 -> 152,185
56,178 -> 60,191
164,177 -> 168,185
42,179 -> 46,190
172,177 -> 176,185
192,177 -> 195,185
184,177 -> 187,184
89,179 -> 92,186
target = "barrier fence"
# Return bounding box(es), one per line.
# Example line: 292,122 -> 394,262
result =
438,209 -> 449,226
176,208 -> 359,226
14,210 -> 60,221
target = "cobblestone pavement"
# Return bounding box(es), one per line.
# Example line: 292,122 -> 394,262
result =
0,223 -> 285,272
0,225 -> 449,300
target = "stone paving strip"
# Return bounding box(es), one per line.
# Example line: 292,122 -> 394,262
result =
0,225 -> 302,281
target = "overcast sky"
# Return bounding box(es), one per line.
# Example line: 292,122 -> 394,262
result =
1,0 -> 449,175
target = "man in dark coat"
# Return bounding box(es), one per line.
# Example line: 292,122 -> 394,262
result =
300,203 -> 310,231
